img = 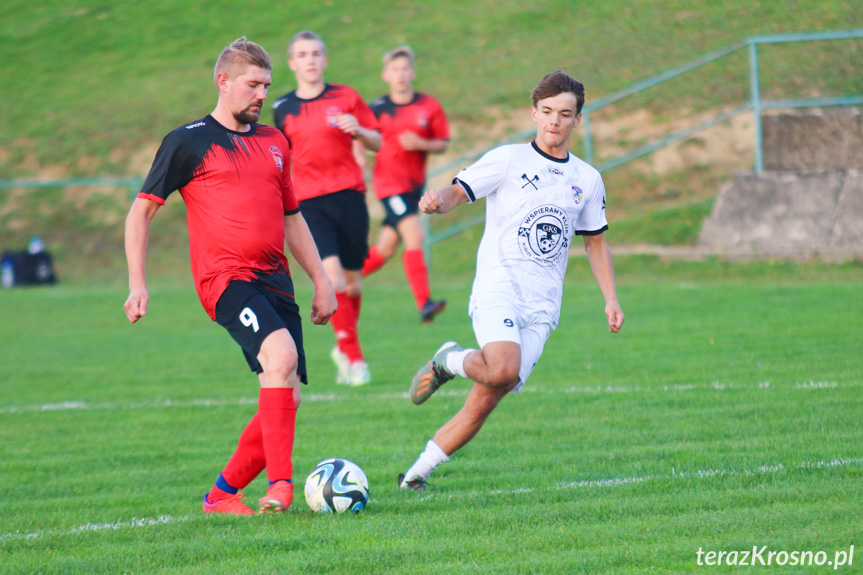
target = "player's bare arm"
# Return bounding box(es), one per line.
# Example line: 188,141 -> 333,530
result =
335,114 -> 382,151
583,233 -> 624,333
419,183 -> 469,215
398,131 -> 448,153
123,198 -> 161,324
351,139 -> 368,171
284,212 -> 338,325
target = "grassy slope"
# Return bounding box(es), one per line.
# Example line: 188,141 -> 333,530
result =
2,0 -> 861,175
1,1 -> 861,272
2,6 -> 863,572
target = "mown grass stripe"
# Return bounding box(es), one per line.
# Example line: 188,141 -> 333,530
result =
0,380 -> 856,415
3,456 -> 861,545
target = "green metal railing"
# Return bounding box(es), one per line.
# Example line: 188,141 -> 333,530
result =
424,28 -> 863,244
0,177 -> 144,197
1,29 -> 861,248
746,29 -> 863,173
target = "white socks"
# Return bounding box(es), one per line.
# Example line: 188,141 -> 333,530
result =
404,439 -> 450,481
447,348 -> 475,378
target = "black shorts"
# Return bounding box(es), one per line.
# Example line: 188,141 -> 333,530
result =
215,279 -> 307,383
299,190 -> 369,271
380,187 -> 422,228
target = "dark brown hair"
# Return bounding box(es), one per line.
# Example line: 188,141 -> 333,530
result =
531,70 -> 585,114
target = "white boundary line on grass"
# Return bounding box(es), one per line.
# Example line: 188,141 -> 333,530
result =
0,380 -> 858,415
451,455 -> 863,500
0,515 -> 189,544
2,456 -> 861,544
563,380 -> 849,394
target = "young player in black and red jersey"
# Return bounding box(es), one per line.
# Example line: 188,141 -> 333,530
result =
272,31 -> 381,387
362,46 -> 451,324
124,37 -> 337,515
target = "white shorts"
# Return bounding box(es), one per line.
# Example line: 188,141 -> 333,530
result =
469,296 -> 554,393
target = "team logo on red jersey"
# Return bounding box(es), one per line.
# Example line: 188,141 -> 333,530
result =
327,107 -> 342,127
572,185 -> 583,204
269,146 -> 284,171
416,111 -> 429,129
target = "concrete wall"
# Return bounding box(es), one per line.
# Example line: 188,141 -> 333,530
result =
698,110 -> 863,260
762,109 -> 863,170
698,169 -> 863,260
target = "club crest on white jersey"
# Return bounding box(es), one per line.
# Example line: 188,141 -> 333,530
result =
517,204 -> 571,266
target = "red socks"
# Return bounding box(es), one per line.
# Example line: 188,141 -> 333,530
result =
403,248 -> 431,310
362,245 -> 386,276
331,291 -> 363,362
219,413 -> 266,490
349,292 -> 362,321
217,388 -> 297,490
257,388 -> 297,483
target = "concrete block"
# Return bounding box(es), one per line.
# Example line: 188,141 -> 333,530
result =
699,170 -> 849,257
762,109 -> 863,170
827,170 -> 863,249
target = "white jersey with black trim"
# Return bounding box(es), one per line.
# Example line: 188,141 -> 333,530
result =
454,141 -> 608,328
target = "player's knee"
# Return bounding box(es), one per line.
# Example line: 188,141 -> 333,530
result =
344,275 -> 363,297
484,364 -> 520,389
330,277 -> 347,293
401,233 -> 424,251
262,349 -> 298,383
378,243 -> 396,259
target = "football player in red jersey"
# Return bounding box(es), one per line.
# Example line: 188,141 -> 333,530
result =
273,31 -> 381,386
361,46 -> 450,325
125,37 -> 337,515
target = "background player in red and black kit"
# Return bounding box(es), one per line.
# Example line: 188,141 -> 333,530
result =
361,46 -> 450,324
272,30 -> 381,387
124,37 -> 336,515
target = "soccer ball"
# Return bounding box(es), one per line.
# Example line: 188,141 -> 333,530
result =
304,458 -> 369,514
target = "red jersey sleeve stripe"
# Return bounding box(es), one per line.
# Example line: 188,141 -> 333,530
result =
137,192 -> 166,205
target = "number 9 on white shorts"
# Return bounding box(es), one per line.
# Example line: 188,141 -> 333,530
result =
469,297 -> 553,392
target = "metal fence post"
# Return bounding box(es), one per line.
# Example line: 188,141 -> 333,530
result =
582,111 -> 593,166
749,40 -> 764,174
421,211 -> 431,269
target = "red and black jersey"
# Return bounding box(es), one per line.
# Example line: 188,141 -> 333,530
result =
272,84 -> 379,201
138,115 -> 298,320
369,93 -> 450,199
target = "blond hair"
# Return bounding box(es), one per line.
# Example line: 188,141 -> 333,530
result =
213,36 -> 271,82
288,30 -> 326,58
382,45 -> 415,67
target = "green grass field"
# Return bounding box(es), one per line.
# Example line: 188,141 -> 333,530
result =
2,2 -> 863,572
2,258 -> 862,573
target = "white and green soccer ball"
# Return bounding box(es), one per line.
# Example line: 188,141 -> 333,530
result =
304,458 -> 369,514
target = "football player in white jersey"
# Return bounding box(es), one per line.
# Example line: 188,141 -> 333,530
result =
399,70 -> 625,491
